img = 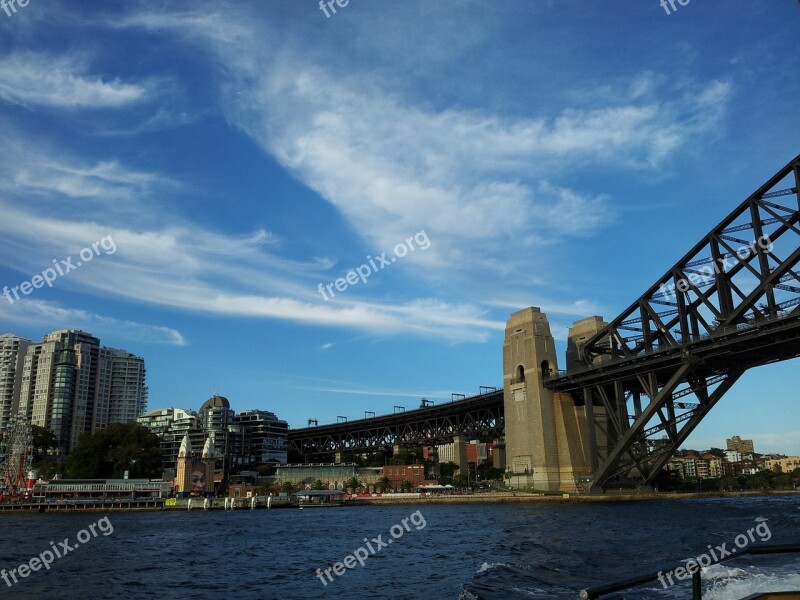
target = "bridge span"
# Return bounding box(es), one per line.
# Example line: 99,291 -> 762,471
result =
287,389 -> 504,459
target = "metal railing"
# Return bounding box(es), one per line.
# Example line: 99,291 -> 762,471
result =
579,542 -> 800,600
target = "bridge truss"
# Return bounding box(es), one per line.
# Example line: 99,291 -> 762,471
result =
547,154 -> 800,491
287,390 -> 503,459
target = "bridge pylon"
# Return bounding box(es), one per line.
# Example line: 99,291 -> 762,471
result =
503,307 -> 594,492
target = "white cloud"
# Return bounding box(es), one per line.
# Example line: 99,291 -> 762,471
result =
0,52 -> 155,109
0,300 -> 185,346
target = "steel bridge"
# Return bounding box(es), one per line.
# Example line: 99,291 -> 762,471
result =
288,154 -> 799,490
287,390 -> 503,459
546,153 -> 800,490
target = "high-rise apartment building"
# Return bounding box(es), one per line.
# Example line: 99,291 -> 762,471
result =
107,349 -> 148,425
16,330 -> 147,454
726,436 -> 755,454
0,334 -> 32,431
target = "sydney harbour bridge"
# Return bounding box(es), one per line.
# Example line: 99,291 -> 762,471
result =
289,153 -> 800,492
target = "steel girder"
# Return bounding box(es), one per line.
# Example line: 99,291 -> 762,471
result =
287,390 -> 504,459
548,154 -> 800,491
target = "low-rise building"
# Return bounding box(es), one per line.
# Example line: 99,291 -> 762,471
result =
31,478 -> 171,502
382,464 -> 430,490
276,463 -> 382,490
765,456 -> 800,473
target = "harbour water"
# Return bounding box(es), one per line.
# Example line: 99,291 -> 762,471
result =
0,495 -> 798,599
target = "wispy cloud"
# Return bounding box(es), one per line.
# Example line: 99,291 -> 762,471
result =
113,5 -> 730,286
0,300 -> 185,346
0,52 -> 156,109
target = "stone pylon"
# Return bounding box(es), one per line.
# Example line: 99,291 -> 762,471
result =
502,308 -> 595,492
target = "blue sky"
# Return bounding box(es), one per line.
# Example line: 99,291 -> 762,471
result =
0,0 -> 797,454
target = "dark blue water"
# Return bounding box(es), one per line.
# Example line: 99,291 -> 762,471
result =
0,496 -> 798,599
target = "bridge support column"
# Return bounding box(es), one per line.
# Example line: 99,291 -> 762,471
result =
503,308 -> 594,493
492,439 -> 505,470
453,436 -> 469,476
427,446 -> 440,478
335,452 -> 343,463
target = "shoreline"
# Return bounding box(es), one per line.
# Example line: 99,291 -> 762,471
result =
346,489 -> 800,506
1,489 -> 797,514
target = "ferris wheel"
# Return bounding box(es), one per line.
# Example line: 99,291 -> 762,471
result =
0,416 -> 33,499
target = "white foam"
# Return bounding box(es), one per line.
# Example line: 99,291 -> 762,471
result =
476,561 -> 511,573
703,572 -> 800,600
702,564 -> 749,580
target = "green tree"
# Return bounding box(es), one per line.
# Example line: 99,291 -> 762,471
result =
341,453 -> 366,467
452,473 -> 469,488
399,479 -> 415,492
281,481 -> 296,495
65,423 -> 161,479
364,452 -> 389,467
346,476 -> 362,493
312,479 -> 326,490
376,476 -> 393,493
439,462 -> 458,479
31,425 -> 58,462
481,467 -> 505,481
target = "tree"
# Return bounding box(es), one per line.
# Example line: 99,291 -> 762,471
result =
256,463 -> 278,477
65,423 -> 161,479
399,479 -> 415,492
30,425 -> 58,462
312,479 -> 326,490
364,452 -> 389,467
376,476 -> 393,493
346,476 -> 362,493
452,473 -> 469,489
481,467 -> 505,481
280,481 -> 296,495
341,453 -> 366,467
390,447 -> 423,465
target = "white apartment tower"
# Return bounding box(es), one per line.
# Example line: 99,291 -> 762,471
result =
0,334 -> 32,430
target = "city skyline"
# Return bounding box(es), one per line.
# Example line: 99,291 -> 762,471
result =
0,1 -> 797,454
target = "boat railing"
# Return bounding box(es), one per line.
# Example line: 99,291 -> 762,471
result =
578,542 -> 800,600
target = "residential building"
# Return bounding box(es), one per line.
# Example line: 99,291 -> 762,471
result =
665,457 -> 685,479
16,330 -> 146,453
0,334 -> 31,431
765,456 -> 800,473
233,409 -> 288,466
725,450 -> 742,463
106,349 -> 148,425
139,395 -> 288,482
727,436 -> 755,454
137,407 -> 200,467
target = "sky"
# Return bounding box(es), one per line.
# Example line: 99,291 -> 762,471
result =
0,0 -> 797,454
